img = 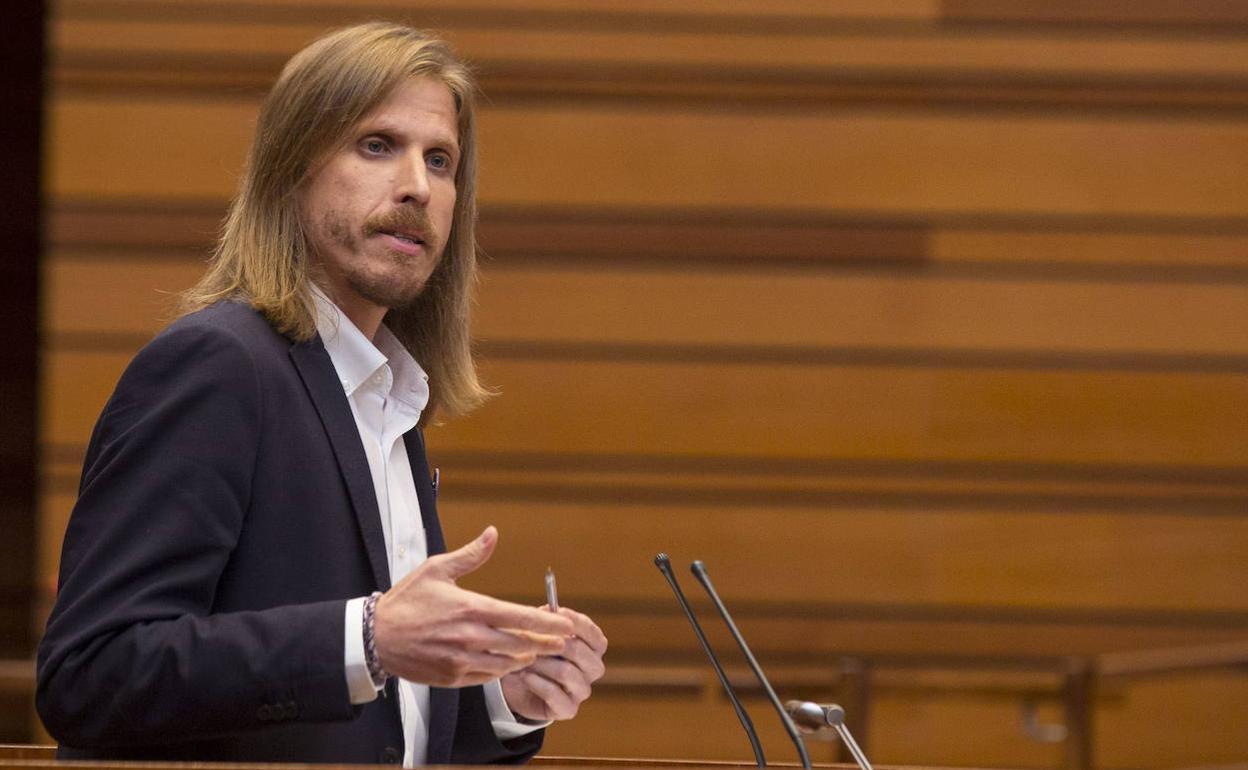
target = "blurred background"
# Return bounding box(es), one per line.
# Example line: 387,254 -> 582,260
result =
3,1 -> 1247,768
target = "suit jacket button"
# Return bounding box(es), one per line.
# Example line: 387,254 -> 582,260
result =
283,701 -> 298,720
380,747 -> 401,764
257,704 -> 272,721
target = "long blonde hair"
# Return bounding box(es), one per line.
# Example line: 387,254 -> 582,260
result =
181,22 -> 489,421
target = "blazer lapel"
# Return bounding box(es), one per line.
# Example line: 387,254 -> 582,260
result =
289,339 -> 391,591
405,427 -> 459,763
405,429 -> 447,554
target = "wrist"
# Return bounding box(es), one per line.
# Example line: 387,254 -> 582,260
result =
362,591 -> 390,689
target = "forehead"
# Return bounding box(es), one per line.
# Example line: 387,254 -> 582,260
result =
359,76 -> 460,145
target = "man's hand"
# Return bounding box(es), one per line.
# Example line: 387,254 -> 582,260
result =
501,607 -> 608,722
373,526 -> 574,687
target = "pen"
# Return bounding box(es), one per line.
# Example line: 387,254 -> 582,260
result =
544,567 -> 559,611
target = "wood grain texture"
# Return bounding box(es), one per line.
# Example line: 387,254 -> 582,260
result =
48,6 -> 1248,111
41,257 -> 1248,356
40,350 -> 1248,466
49,96 -> 1248,217
37,1 -> 1248,766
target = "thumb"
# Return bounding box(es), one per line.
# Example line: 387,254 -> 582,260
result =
429,525 -> 498,581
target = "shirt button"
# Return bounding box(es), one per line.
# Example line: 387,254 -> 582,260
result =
397,545 -> 407,556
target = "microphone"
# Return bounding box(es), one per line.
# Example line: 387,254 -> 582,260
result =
690,560 -> 812,770
784,701 -> 875,770
785,700 -> 828,732
653,554 -> 766,769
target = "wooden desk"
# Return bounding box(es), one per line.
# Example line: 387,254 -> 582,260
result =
0,752 -> 963,770
593,637 -> 1248,770
5,638 -> 1246,770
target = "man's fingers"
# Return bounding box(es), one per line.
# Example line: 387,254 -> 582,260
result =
525,655 -> 592,702
556,637 -> 606,682
425,526 -> 498,581
472,625 -> 566,658
475,594 -> 574,637
556,607 -> 609,653
521,670 -> 578,720
425,645 -> 537,686
495,627 -> 568,657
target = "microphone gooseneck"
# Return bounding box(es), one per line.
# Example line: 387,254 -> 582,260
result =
653,554 -> 766,769
690,560 -> 812,770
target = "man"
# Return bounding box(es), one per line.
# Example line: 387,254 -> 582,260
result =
36,22 -> 607,765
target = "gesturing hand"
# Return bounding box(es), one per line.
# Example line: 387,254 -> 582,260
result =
373,526 -> 574,687
501,606 -> 608,722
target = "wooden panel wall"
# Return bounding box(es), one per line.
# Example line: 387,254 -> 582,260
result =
40,1 -> 1248,768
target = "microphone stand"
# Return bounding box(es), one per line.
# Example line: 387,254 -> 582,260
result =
654,554 -> 766,769
691,560 -> 812,770
787,701 -> 875,770
821,704 -> 874,770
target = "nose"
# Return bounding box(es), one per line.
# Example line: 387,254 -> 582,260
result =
395,153 -> 431,206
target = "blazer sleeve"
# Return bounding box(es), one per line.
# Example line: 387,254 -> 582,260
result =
36,320 -> 356,748
451,685 -> 544,765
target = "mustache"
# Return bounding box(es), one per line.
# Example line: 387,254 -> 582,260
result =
363,207 -> 437,244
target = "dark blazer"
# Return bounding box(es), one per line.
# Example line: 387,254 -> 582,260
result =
36,301 -> 540,765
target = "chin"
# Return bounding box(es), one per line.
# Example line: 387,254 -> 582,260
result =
348,274 -> 429,311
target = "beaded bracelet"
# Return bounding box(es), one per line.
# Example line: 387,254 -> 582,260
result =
363,591 -> 389,689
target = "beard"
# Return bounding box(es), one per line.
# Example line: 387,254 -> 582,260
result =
317,206 -> 445,310
344,263 -> 437,310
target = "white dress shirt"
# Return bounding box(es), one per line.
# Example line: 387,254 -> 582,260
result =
310,289 -> 541,766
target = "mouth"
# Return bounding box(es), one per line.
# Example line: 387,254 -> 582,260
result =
378,229 -> 428,256
385,229 -> 425,246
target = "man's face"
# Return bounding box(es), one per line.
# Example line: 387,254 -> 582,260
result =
300,77 -> 460,317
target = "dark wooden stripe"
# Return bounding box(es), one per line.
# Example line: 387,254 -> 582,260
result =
478,339 -> 1248,375
46,199 -> 1248,283
439,481 -> 1248,516
53,0 -> 935,34
53,0 -> 1243,35
431,449 -> 1248,486
49,199 -> 931,265
42,470 -> 1248,515
46,441 -> 1248,513
51,198 -> 1248,241
490,595 -> 1248,631
479,210 -> 928,265
55,0 -> 1248,37
50,199 -> 223,250
922,261 -> 1248,284
52,50 -> 1248,114
46,330 -> 1248,375
944,0 -> 1248,30
46,443 -> 1248,485
49,246 -> 1248,283
477,61 -> 1248,115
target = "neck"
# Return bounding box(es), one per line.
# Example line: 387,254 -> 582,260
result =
318,284 -> 387,342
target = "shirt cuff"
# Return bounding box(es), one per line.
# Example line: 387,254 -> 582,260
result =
344,596 -> 380,705
484,678 -> 550,740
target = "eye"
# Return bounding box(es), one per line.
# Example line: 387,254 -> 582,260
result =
361,137 -> 390,156
427,151 -> 454,172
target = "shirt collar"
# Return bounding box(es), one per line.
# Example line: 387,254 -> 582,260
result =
309,286 -> 430,413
